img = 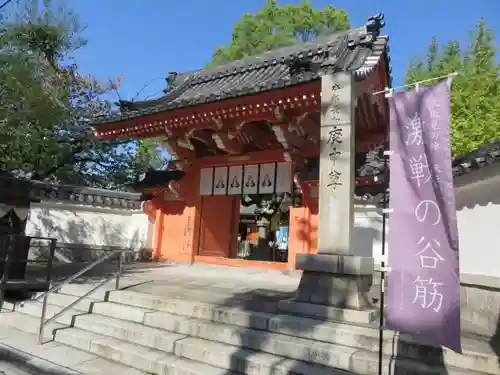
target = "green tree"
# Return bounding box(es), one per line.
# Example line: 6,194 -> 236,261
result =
210,0 -> 349,65
405,18 -> 500,156
0,0 -> 165,188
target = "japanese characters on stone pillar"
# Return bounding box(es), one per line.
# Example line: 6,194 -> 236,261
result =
291,71 -> 374,312
318,71 -> 355,255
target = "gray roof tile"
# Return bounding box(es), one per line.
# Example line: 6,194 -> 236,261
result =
95,14 -> 389,125
0,175 -> 146,210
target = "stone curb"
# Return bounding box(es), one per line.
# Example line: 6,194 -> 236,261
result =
0,343 -> 82,375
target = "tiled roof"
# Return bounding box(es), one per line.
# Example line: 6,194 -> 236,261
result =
0,175 -> 147,210
452,140 -> 500,180
130,169 -> 185,190
297,141 -> 500,207
95,13 -> 389,125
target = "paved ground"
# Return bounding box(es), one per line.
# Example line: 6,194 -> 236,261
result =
126,266 -> 300,313
127,262 -> 303,283
0,362 -> 32,375
124,262 -> 382,307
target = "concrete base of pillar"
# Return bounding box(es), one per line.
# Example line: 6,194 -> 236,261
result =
293,253 -> 374,311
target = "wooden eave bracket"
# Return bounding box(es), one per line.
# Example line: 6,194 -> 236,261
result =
294,113 -> 319,143
187,129 -> 214,145
272,107 -> 317,150
212,132 -> 243,154
211,118 -> 244,154
228,121 -> 273,149
281,109 -> 320,144
272,122 -> 315,150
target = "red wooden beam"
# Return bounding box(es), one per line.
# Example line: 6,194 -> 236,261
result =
229,121 -> 276,149
188,129 -> 215,146
192,149 -> 286,168
271,123 -> 306,149
212,132 -> 244,155
294,113 -> 319,143
94,82 -> 320,140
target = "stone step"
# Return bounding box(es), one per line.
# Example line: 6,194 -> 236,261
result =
268,314 -> 497,374
72,306 -> 485,375
121,285 -> 289,313
57,283 -> 116,300
108,289 -> 371,328
13,300 -> 86,327
52,277 -> 173,301
69,313 -> 347,375
173,336 -> 350,375
277,299 -> 377,325
102,292 -> 499,375
55,327 -> 238,375
0,325 -> 147,375
108,290 -> 273,329
73,313 -> 186,352
38,292 -> 100,309
0,311 -> 64,342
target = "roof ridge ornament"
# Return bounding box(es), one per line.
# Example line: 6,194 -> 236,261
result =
164,72 -> 179,94
348,13 -> 386,50
366,13 -> 385,37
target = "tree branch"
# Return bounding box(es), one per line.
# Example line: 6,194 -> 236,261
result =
0,0 -> 14,11
31,156 -> 109,181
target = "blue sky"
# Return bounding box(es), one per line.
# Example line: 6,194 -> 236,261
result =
67,0 -> 499,102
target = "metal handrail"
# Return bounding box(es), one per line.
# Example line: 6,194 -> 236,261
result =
37,248 -> 125,344
0,235 -> 56,312
35,249 -> 122,302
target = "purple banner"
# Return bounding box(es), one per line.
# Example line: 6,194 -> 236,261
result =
386,81 -> 461,353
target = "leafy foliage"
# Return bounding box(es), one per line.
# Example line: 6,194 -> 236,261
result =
405,18 -> 500,156
210,0 -> 349,65
0,0 -> 166,188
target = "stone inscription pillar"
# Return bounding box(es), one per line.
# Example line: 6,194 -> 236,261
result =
293,71 -> 374,310
317,71 -> 355,255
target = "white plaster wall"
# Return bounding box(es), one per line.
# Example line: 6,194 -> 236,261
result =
456,202 -> 499,277
353,203 -> 387,266
454,171 -> 500,278
356,170 -> 500,278
25,201 -> 149,249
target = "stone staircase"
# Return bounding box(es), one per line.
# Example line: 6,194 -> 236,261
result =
0,282 -> 499,375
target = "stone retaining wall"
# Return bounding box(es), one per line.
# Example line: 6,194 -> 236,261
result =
460,274 -> 500,338
28,242 -> 152,263
373,269 -> 500,338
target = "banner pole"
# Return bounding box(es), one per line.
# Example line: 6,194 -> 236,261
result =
377,166 -> 390,375
372,72 -> 457,96
377,92 -> 392,375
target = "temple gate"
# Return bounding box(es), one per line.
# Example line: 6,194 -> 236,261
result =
93,12 -> 391,302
